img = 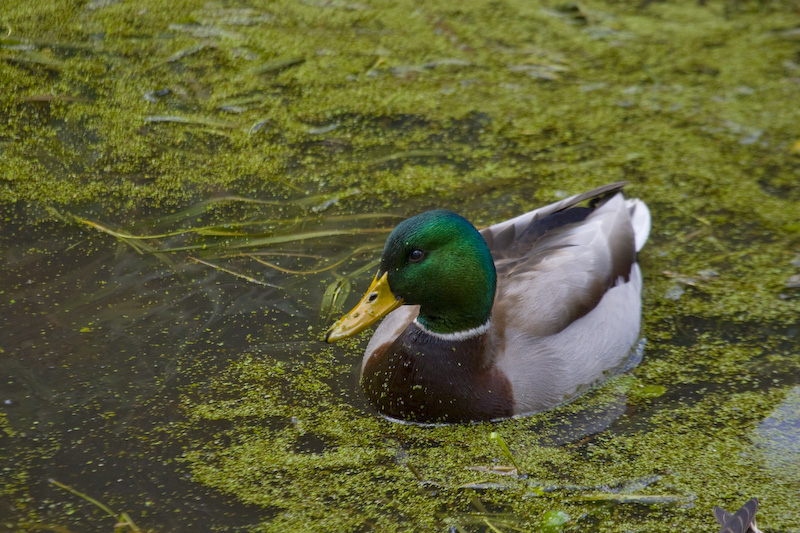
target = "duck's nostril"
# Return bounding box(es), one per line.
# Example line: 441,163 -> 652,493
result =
368,292 -> 378,303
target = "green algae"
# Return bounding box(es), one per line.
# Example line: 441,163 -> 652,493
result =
177,329 -> 800,531
3,0 -> 800,217
2,0 -> 800,531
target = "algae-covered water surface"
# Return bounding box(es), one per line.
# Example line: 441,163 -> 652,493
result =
2,0 -> 800,531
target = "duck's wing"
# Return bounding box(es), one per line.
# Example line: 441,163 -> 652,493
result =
481,181 -> 629,254
484,184 -> 650,337
713,498 -> 761,533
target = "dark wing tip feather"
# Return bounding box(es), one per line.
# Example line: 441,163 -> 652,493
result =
480,182 -> 629,248
564,181 -> 628,211
714,498 -> 759,533
714,506 -> 734,525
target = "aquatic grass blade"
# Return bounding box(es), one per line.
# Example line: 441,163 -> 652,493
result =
49,479 -> 142,532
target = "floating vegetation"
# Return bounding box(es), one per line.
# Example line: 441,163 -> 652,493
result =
251,56 -> 305,75
193,6 -> 275,26
507,62 -> 570,81
389,58 -> 474,77
142,88 -> 171,103
319,256 -> 380,321
307,122 -> 339,135
189,257 -> 280,288
167,23 -> 243,40
66,199 -> 393,304
573,493 -> 691,505
489,431 -> 521,473
367,149 -> 451,167
19,93 -> 88,103
49,480 -> 143,533
3,0 -> 800,532
143,115 -> 238,129
70,214 -> 175,267
250,244 -> 376,275
162,44 -> 209,63
1,48 -> 64,69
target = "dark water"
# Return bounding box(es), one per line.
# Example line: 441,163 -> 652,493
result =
1,216 -> 255,528
0,203 -> 376,528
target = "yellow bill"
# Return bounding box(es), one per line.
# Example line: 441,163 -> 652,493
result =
324,272 -> 403,342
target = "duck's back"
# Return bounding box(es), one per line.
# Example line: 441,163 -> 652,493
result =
483,184 -> 650,415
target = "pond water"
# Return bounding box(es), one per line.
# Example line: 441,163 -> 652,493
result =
0,197 -> 394,528
2,1 -> 800,532
3,189 -> 799,532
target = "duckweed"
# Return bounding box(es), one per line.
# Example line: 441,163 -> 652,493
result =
1,0 -> 799,531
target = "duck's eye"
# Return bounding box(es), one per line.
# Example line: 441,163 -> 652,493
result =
409,249 -> 425,263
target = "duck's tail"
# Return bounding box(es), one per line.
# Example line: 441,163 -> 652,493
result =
626,198 -> 651,253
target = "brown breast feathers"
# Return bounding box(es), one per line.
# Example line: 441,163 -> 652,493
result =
361,324 -> 514,423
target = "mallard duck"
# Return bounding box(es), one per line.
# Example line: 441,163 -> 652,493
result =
325,182 -> 650,423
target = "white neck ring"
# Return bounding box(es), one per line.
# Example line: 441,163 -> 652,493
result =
413,318 -> 491,341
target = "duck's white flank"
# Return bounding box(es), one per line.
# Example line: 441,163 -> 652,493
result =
626,198 -> 651,252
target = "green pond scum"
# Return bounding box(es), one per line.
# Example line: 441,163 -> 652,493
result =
2,0 -> 800,531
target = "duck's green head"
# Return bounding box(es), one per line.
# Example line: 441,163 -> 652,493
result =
325,210 -> 496,341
